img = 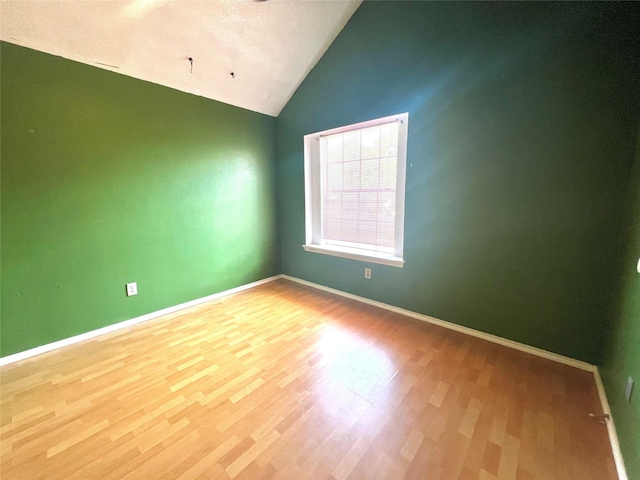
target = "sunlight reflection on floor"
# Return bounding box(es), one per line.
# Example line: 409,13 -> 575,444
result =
314,327 -> 398,407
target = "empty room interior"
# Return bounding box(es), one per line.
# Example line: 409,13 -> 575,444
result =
1,1 -> 639,479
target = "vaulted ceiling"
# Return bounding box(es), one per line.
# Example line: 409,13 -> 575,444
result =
0,0 -> 361,116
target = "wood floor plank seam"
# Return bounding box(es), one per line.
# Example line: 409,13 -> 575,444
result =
0,280 -> 618,479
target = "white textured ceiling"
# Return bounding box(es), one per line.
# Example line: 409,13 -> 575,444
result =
0,0 -> 361,116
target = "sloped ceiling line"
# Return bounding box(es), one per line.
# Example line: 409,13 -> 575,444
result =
0,0 -> 361,117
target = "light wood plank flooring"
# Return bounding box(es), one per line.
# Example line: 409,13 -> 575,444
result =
0,279 -> 617,479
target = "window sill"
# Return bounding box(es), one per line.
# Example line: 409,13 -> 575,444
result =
302,244 -> 405,268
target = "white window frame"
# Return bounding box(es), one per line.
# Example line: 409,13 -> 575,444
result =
303,113 -> 408,268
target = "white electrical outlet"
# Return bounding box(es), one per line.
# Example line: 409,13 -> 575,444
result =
625,376 -> 634,402
637,258 -> 640,273
364,268 -> 372,280
126,282 -> 138,296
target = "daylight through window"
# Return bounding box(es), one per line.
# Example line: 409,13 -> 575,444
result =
303,113 -> 408,267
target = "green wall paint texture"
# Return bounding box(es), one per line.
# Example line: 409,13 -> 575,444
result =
276,3 -> 640,470
1,42 -> 279,357
602,128 -> 640,479
2,2 -> 640,474
277,2 -> 640,365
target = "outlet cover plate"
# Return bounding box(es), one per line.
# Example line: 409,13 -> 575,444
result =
364,268 -> 371,279
126,282 -> 138,297
625,376 -> 634,402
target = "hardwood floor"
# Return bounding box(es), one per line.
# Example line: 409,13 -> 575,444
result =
0,279 -> 617,479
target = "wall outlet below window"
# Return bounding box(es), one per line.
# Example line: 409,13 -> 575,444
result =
126,282 -> 138,296
364,268 -> 372,280
625,376 -> 634,402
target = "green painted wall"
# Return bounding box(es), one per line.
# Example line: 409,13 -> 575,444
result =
276,2 -> 640,364
1,42 -> 279,357
1,3 -> 640,471
602,128 -> 640,479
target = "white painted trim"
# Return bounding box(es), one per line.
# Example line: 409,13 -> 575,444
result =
1,272 -> 627,480
302,244 -> 404,268
304,112 -> 408,264
282,274 -> 630,479
593,368 -> 628,480
0,275 -> 282,366
282,275 -> 594,371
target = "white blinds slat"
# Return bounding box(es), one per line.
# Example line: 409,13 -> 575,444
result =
321,121 -> 399,253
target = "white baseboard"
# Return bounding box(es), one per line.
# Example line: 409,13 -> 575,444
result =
1,272 -> 627,480
282,275 -> 593,371
282,274 -> 628,480
0,275 -> 282,367
593,368 -> 628,480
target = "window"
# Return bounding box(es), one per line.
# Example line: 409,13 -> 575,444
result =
303,113 -> 408,267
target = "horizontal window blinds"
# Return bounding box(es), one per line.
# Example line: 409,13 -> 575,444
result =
321,121 -> 399,253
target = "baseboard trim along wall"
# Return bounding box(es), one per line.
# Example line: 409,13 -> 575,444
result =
282,275 -> 593,370
0,273 -> 627,480
0,275 -> 282,367
3,273 -> 595,371
281,274 -> 628,480
593,368 -> 629,480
